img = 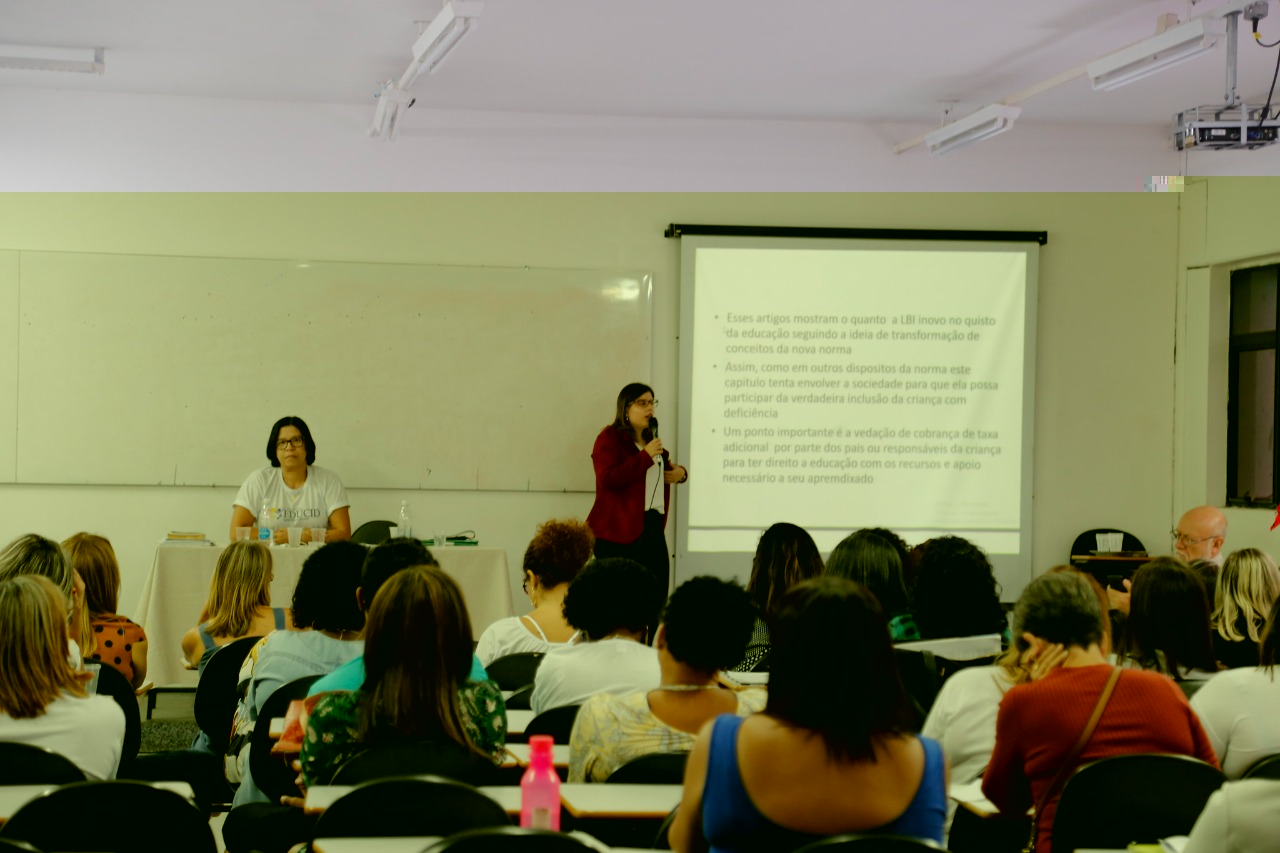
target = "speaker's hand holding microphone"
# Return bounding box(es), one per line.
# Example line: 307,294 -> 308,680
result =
643,416 -> 663,461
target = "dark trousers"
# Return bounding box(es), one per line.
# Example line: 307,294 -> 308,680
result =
593,510 -> 669,640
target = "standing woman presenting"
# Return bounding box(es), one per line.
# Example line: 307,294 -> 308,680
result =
229,416 -> 352,544
587,383 -> 687,596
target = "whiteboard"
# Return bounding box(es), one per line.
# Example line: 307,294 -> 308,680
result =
14,251 -> 651,491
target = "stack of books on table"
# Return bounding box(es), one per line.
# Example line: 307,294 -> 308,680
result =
160,532 -> 213,547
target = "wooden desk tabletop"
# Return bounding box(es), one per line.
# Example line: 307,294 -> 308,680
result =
502,743 -> 570,768
559,783 -> 681,819
507,710 -> 533,735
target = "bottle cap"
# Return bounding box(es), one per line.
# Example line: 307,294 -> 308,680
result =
529,734 -> 554,756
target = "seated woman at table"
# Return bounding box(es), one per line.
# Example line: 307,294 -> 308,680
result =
301,564 -> 506,786
228,541 -> 367,806
1116,556 -> 1221,682
669,577 -> 947,853
1211,548 -> 1280,669
910,536 -> 1009,643
63,532 -> 149,689
181,539 -> 293,672
569,575 -> 764,783
475,518 -> 593,667
728,522 -> 824,673
0,574 -> 126,780
529,557 -> 662,716
0,533 -> 87,667
983,571 -> 1218,853
825,529 -> 918,642
229,416 -> 351,545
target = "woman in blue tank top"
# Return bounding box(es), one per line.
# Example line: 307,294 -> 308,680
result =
670,577 -> 948,852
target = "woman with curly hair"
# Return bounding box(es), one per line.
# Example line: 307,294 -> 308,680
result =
910,536 -> 1008,642
475,519 -> 594,666
729,522 -> 823,672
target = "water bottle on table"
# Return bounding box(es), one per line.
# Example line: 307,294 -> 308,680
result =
520,735 -> 561,830
258,503 -> 275,545
398,500 -> 413,539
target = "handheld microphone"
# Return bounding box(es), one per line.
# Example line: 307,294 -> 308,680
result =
649,416 -> 662,462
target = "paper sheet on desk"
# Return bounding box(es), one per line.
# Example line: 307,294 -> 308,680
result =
948,780 -> 997,815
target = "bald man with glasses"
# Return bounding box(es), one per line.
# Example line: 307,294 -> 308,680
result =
1108,505 -> 1228,615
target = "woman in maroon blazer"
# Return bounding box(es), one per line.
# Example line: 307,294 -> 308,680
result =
586,383 -> 687,597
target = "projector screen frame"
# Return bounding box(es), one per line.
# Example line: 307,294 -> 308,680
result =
671,226 -> 1043,603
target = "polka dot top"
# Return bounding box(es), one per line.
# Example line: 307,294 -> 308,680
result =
88,614 -> 147,686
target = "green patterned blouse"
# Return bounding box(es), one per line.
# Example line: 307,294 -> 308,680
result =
300,680 -> 507,788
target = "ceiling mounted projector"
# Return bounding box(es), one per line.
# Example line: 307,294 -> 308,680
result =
924,104 -> 1022,155
1086,18 -> 1221,91
0,44 -> 104,74
1175,103 -> 1280,150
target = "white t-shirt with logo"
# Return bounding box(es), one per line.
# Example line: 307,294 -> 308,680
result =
233,465 -> 350,529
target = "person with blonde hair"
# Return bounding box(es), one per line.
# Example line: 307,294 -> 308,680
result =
1212,548 -> 1280,669
0,574 -> 125,780
0,533 -> 87,667
181,540 -> 292,671
63,533 -> 149,689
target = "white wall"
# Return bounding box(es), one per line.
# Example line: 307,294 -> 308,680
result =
0,192 -> 1180,621
0,86 -> 1187,191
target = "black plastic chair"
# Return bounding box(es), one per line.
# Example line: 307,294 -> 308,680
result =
91,660 -> 141,777
247,674 -> 322,803
330,740 -> 497,786
1051,754 -> 1225,853
0,780 -> 216,853
1069,528 -> 1146,559
653,805 -> 678,850
193,635 -> 262,755
794,835 -> 944,852
425,826 -> 606,852
486,653 -> 546,691
0,742 -> 85,784
352,520 -> 395,545
605,751 -> 688,784
312,775 -> 510,838
1243,753 -> 1280,779
892,648 -> 940,719
505,684 -> 534,710
524,705 -> 581,744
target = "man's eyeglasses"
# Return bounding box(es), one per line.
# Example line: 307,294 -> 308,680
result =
1170,529 -> 1214,548
276,437 -> 305,450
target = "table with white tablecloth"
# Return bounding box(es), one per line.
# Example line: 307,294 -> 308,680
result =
135,543 -> 515,688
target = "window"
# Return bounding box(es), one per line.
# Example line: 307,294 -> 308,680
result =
1227,264 -> 1280,506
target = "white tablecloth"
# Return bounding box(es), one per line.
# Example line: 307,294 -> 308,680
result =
135,543 -> 514,687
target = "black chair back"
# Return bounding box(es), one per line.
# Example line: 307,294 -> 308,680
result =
505,684 -> 534,710
1051,754 -> 1225,853
330,740 -> 497,786
1069,528 -> 1146,559
486,653 -> 546,691
1243,753 -> 1280,779
312,775 -> 510,838
605,751 -> 689,784
91,661 -> 141,777
0,742 -> 85,785
0,780 -> 216,853
425,826 -> 604,851
352,520 -> 395,545
653,806 -> 678,850
193,635 -> 262,755
794,835 -> 944,852
247,675 -> 323,803
524,705 -> 581,744
933,654 -> 999,684
0,840 -> 42,852
892,648 -> 939,720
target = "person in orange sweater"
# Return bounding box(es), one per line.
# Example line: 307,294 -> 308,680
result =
983,570 -> 1218,853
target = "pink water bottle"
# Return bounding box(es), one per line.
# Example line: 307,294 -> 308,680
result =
520,735 -> 561,831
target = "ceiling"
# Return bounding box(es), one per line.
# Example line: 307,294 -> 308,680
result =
4,0 -> 1280,130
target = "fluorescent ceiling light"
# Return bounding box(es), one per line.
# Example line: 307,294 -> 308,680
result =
1086,18 -> 1220,91
0,44 -> 104,74
924,104 -> 1022,155
399,0 -> 485,88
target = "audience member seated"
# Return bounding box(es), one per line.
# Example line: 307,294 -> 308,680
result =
1191,594 -> 1280,778
181,539 -> 293,671
0,533 -> 87,667
0,575 -> 126,780
63,533 -> 148,689
729,522 -> 823,672
475,519 -> 593,666
1182,778 -> 1280,853
1211,548 -> 1280,669
924,565 -> 1111,839
307,538 -> 487,695
909,535 -> 1009,643
569,576 -> 764,782
1175,505 -> 1229,566
1116,557 -> 1221,682
983,571 -> 1217,853
227,541 -> 366,806
669,577 -> 947,852
825,529 -> 918,641
530,557 -> 661,716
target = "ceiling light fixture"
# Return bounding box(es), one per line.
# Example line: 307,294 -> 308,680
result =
1086,18 -> 1222,91
923,104 -> 1022,155
0,44 -> 104,74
